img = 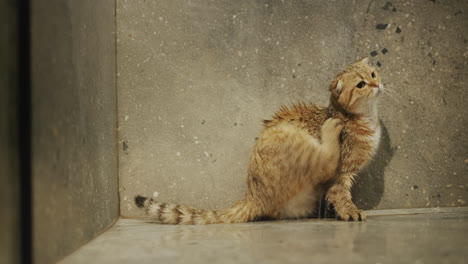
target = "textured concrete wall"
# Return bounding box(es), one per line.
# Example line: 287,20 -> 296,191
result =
32,1 -> 118,263
118,0 -> 468,217
0,1 -> 20,263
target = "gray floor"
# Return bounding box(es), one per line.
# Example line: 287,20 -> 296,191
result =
60,208 -> 468,264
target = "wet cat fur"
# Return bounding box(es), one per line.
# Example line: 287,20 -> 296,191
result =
135,57 -> 383,224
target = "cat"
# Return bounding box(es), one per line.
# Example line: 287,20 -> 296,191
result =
135,57 -> 383,223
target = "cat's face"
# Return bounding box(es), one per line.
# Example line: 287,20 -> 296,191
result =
329,58 -> 383,115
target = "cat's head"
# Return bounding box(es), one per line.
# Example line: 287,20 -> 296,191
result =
329,57 -> 383,115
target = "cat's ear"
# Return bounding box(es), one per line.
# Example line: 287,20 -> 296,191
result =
336,80 -> 344,93
329,78 -> 343,96
358,57 -> 369,64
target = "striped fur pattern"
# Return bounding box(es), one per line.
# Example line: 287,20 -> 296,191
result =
135,196 -> 259,224
135,57 -> 383,223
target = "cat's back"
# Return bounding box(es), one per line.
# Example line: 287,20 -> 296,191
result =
262,103 -> 328,137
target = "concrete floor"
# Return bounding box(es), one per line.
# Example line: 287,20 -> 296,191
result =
60,208 -> 468,264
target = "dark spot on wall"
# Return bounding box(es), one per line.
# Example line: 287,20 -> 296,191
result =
376,23 -> 389,30
413,185 -> 419,189
428,0 -> 435,2
427,53 -> 437,65
396,27 -> 402,33
212,159 -> 217,163
377,61 -> 382,67
405,193 -> 409,196
392,7 -> 397,12
382,2 -> 392,11
381,48 -> 388,54
201,119 -> 205,125
370,50 -> 378,57
297,63 -> 302,66
135,195 -> 147,208
454,11 -> 462,16
234,122 -> 238,126
432,193 -> 441,198
292,74 -> 296,78
255,137 -> 259,141
123,140 -> 129,152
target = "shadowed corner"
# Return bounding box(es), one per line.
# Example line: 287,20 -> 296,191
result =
352,121 -> 396,210
135,195 -> 148,208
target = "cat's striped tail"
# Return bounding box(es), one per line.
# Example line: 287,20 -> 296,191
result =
134,195 -> 259,225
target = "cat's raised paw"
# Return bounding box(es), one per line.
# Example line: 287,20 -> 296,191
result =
322,118 -> 344,136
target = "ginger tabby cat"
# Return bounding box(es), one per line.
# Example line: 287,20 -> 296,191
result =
135,57 -> 383,223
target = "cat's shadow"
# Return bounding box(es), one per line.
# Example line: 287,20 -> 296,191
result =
352,121 -> 395,210
316,121 -> 395,217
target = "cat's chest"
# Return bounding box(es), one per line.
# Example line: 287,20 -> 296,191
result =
342,122 -> 381,164
369,125 -> 382,154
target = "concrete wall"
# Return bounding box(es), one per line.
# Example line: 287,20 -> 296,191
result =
0,1 -> 20,263
118,0 -> 468,217
31,0 -> 118,263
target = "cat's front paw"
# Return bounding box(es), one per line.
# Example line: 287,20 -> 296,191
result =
336,207 -> 366,221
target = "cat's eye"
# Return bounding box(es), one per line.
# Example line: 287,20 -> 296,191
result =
371,72 -> 376,78
356,81 -> 366,88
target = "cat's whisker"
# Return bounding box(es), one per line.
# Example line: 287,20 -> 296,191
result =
382,87 -> 398,98
382,87 -> 400,97
381,89 -> 399,103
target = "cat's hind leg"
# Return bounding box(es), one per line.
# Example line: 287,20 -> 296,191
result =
278,184 -> 319,219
